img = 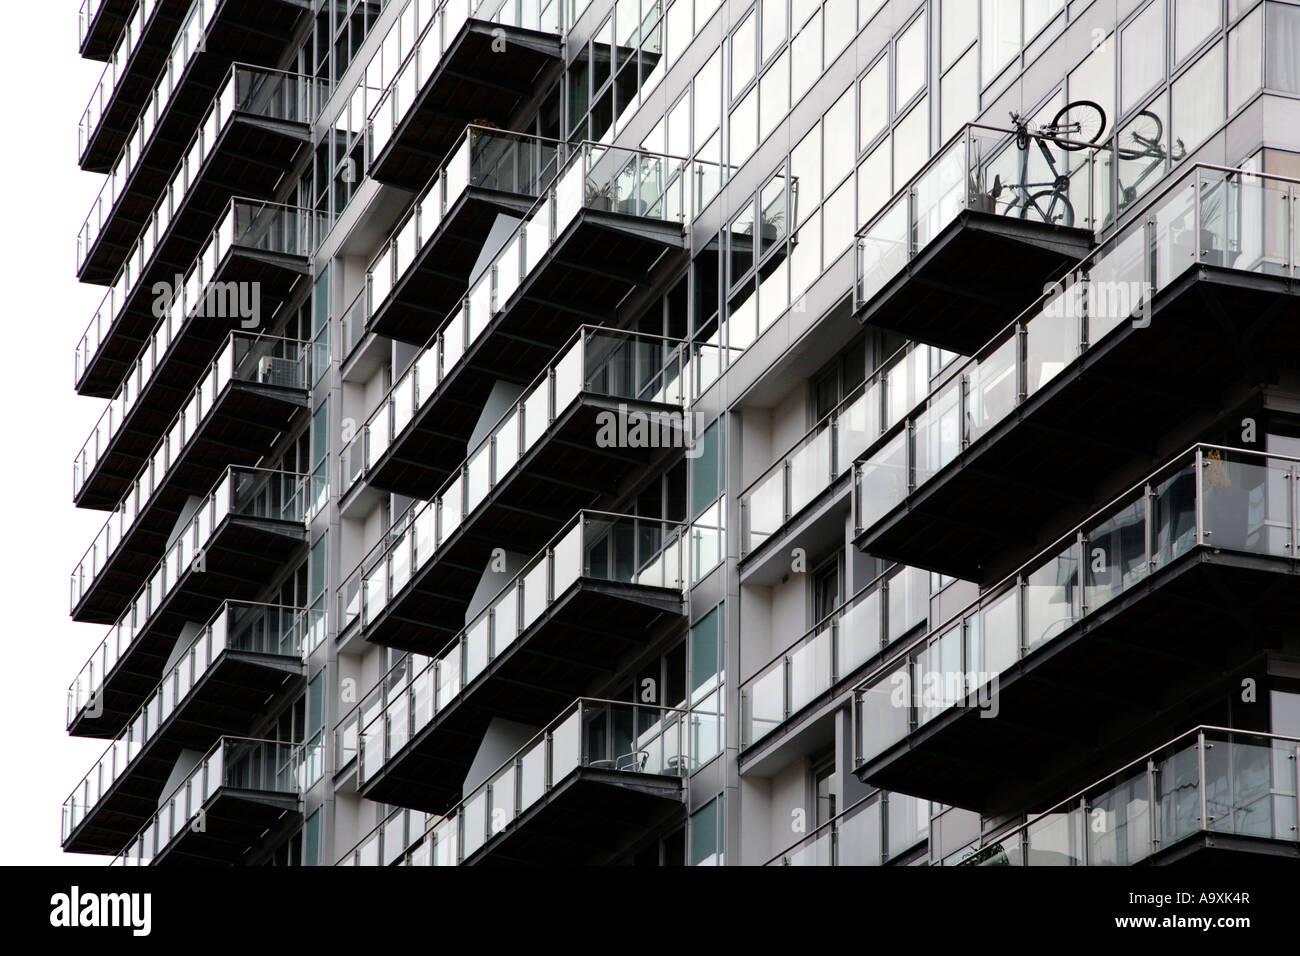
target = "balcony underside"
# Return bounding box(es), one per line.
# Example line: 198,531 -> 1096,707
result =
857,268 -> 1300,583
70,517 -> 307,740
78,0 -> 309,285
358,581 -> 685,811
80,130 -> 311,398
856,550 -> 1300,815
150,789 -> 301,865
857,211 -> 1095,355
369,22 -> 564,190
63,653 -> 302,852
361,398 -> 683,651
465,767 -> 685,866
73,372 -> 308,537
80,0 -> 190,172
367,212 -> 686,493
1147,832 -> 1300,866
81,1 -> 141,61
370,187 -> 537,344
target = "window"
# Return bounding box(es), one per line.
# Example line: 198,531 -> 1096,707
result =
941,0 -> 977,71
1171,41 -> 1225,157
691,605 -> 724,699
791,10 -> 822,103
811,555 -> 842,624
689,796 -> 724,864
859,54 -> 889,152
1175,0 -> 1221,64
982,0 -> 1021,83
940,45 -> 978,142
892,96 -> 929,189
1121,2 -> 1166,115
1266,2 -> 1300,95
1069,33 -> 1115,142
731,10 -> 757,98
895,12 -> 927,108
690,418 -> 724,516
1228,5 -> 1263,112
814,761 -> 838,828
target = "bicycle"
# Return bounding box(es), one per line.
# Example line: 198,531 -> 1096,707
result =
988,100 -> 1107,228
1114,109 -> 1186,214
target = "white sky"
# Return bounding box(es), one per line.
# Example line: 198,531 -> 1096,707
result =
0,6 -> 133,864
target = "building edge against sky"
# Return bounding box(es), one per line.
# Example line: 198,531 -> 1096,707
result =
61,0 -> 1300,866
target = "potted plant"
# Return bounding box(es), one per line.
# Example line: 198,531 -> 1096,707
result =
585,180 -> 614,212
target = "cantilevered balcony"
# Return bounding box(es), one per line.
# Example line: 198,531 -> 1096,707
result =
61,603 -> 308,854
739,344 -> 928,579
351,325 -> 704,506
346,146 -> 703,491
763,791 -> 930,866
739,564 -> 930,770
962,727 -> 1300,866
339,331 -> 706,654
78,61 -> 316,293
81,0 -> 141,60
339,512 -> 686,811
71,333 -> 308,564
357,127 -> 566,346
64,468 -> 308,740
854,123 -> 1101,354
853,445 -> 1300,814
77,198 -> 319,401
366,0 -> 566,190
342,700 -> 689,865
78,0 -> 189,172
853,164 -> 1300,583
113,737 -> 306,865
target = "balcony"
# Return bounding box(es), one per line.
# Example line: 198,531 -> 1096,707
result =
854,123 -> 1102,355
853,164 -> 1300,583
853,445 -> 1300,814
340,512 -> 685,811
346,146 -> 702,491
367,0 -> 566,190
962,727 -> 1300,866
339,331 -> 707,653
81,0 -> 143,60
78,200 -> 318,405
763,791 -> 929,866
359,127 -> 565,346
78,61 -> 316,296
113,737 -> 306,865
71,334 -> 308,579
61,603 -> 308,854
739,344 -> 928,577
64,468 -> 308,739
78,0 -> 189,172
739,564 -> 929,767
341,700 -> 689,865
75,0 -> 310,284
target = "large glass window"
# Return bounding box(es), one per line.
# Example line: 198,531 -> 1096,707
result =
689,796 -> 724,864
1069,32 -> 1115,142
982,0 -> 1021,83
1266,2 -> 1300,95
1121,1 -> 1167,115
941,45 -> 978,142
1229,4 -> 1263,113
731,10 -> 757,97
892,96 -> 929,189
1175,0 -> 1221,64
895,12 -> 927,107
859,54 -> 889,152
941,0 -> 978,70
1171,41 -> 1225,157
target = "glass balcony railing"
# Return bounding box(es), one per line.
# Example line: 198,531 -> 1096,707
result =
961,727 -> 1300,866
80,0 -> 108,50
66,467 -> 308,730
78,59 -> 318,285
854,444 -> 1300,771
853,163 -> 1300,540
89,198 -> 318,398
364,125 -> 567,319
77,0 -> 228,271
338,512 -> 686,781
62,602 -> 312,841
764,791 -> 929,866
338,327 -> 713,618
345,321 -> 717,499
367,0 -> 578,166
741,564 -> 930,749
111,736 -> 306,866
71,329 -> 307,535
338,699 -> 689,866
740,344 -> 927,556
78,0 -> 173,162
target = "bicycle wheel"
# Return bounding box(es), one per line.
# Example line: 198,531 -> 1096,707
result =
1050,100 -> 1106,150
1022,189 -> 1075,227
1117,110 -> 1163,160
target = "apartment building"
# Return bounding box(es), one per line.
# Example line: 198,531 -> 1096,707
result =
61,0 -> 1300,867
